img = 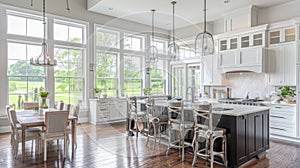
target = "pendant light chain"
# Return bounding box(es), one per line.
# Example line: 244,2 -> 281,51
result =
66,0 -> 70,11
151,9 -> 155,50
172,1 -> 176,46
204,0 -> 206,32
42,0 -> 46,63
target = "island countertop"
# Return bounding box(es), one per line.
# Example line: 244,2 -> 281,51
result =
151,101 -> 270,116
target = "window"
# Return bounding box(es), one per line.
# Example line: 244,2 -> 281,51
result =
54,19 -> 86,44
179,46 -> 195,58
7,11 -> 44,38
95,52 -> 118,97
124,55 -> 142,96
151,39 -> 167,54
172,66 -> 184,98
7,42 -> 45,108
96,28 -> 119,48
124,34 -> 144,51
151,60 -> 165,94
54,47 -> 84,105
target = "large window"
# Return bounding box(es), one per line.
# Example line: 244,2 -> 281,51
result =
54,19 -> 86,44
151,39 -> 167,54
124,34 -> 144,51
54,47 -> 84,105
95,28 -> 119,48
7,41 -> 45,108
172,66 -> 184,98
151,60 -> 165,95
124,55 -> 142,96
7,11 -> 44,38
95,52 -> 118,97
179,45 -> 195,58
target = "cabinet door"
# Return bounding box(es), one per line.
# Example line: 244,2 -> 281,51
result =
283,27 -> 296,43
268,46 -> 284,85
253,33 -> 263,46
241,35 -> 250,48
269,30 -> 281,45
248,112 -> 264,157
236,115 -> 248,165
283,44 -> 296,85
220,39 -> 228,51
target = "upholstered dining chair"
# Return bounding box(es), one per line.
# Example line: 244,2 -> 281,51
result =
192,103 -> 227,167
55,101 -> 64,110
63,103 -> 71,112
8,109 -> 40,158
23,102 -> 39,110
39,111 -> 69,161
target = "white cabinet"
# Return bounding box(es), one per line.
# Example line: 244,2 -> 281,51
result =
89,98 -> 127,124
202,54 -> 221,85
269,105 -> 296,137
268,44 -> 296,85
218,47 -> 265,73
269,27 -> 296,45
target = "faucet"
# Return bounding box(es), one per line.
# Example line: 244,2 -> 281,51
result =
186,86 -> 195,103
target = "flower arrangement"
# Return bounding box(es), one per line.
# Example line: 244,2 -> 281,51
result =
279,86 -> 295,102
39,91 -> 49,98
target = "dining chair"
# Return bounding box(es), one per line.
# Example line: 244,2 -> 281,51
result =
127,96 -> 146,138
166,101 -> 194,161
55,101 -> 64,110
145,97 -> 168,147
23,102 -> 39,110
6,105 -> 18,145
63,103 -> 71,112
192,102 -> 227,167
67,104 -> 80,147
39,111 -> 69,161
8,109 -> 41,158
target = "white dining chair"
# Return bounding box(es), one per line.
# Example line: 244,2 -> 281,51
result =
8,109 -> 40,158
55,101 -> 64,110
23,102 -> 39,110
39,111 -> 69,161
67,104 -> 80,147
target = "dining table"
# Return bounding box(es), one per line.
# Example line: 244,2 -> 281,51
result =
16,109 -> 77,161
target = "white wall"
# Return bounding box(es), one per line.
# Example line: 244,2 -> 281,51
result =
175,22 -> 214,40
258,0 -> 300,25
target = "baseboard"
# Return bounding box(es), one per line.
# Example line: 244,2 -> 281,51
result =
270,135 -> 300,144
0,126 -> 11,134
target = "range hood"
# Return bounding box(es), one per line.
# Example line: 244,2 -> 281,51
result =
218,47 -> 266,74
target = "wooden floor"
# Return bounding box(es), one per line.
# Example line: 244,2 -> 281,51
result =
1,122 -> 300,168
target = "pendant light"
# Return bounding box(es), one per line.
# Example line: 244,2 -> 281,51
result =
168,1 -> 179,61
30,0 -> 70,66
195,0 -> 214,56
146,9 -> 158,64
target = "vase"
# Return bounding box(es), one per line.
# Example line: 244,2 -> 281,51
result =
39,97 -> 49,109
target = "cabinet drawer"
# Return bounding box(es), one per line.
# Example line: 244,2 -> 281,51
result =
97,113 -> 109,119
269,112 -> 295,124
270,126 -> 295,137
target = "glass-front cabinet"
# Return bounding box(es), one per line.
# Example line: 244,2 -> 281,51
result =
269,27 -> 296,45
230,38 -> 238,50
220,39 -> 227,51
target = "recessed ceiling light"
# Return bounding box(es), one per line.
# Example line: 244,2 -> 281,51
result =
108,8 -> 113,10
224,0 -> 230,3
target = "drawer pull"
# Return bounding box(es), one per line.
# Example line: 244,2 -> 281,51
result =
274,106 -> 282,109
270,127 -> 286,131
270,115 -> 285,119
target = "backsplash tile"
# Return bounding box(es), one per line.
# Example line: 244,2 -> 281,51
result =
222,72 -> 274,99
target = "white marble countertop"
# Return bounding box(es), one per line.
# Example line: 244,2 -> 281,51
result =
152,101 -> 270,117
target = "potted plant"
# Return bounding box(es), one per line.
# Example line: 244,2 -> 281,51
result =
94,87 -> 101,98
143,88 -> 152,95
279,86 -> 296,102
39,91 -> 49,108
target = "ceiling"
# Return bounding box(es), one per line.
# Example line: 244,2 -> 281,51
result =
88,0 -> 295,30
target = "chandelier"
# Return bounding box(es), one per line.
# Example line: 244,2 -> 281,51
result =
168,1 -> 179,61
146,9 -> 158,64
195,0 -> 214,56
30,0 -> 70,66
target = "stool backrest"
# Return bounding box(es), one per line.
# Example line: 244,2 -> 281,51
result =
127,96 -> 137,114
167,101 -> 184,124
192,103 -> 212,130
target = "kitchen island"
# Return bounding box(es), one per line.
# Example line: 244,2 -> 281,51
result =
148,101 -> 270,167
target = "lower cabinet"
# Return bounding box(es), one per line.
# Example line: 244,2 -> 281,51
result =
215,110 -> 269,167
89,98 -> 127,124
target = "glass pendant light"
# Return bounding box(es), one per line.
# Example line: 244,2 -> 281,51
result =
195,0 -> 214,56
30,0 -> 57,66
146,9 -> 158,64
168,1 -> 179,61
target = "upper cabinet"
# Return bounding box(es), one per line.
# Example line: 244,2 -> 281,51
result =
217,25 -> 267,53
269,27 -> 296,45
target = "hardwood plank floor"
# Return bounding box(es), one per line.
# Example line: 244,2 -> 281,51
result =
0,122 -> 300,168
